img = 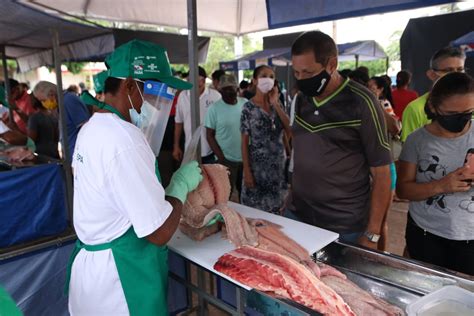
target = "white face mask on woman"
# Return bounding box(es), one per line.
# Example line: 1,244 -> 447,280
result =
257,77 -> 275,94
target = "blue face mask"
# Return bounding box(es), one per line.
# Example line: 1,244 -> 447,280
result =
128,95 -> 142,127
128,81 -> 153,129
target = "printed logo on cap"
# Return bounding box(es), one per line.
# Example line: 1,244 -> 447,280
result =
144,56 -> 160,74
133,57 -> 144,75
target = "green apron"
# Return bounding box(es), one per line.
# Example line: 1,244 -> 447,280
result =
65,228 -> 169,315
65,104 -> 168,315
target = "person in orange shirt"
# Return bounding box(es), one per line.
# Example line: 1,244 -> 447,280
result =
8,79 -> 36,135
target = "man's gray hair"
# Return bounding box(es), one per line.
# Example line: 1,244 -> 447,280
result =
430,46 -> 466,69
33,81 -> 57,100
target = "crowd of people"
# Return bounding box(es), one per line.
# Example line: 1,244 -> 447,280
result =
1,31 -> 472,279
168,32 -> 473,276
0,78 -> 92,162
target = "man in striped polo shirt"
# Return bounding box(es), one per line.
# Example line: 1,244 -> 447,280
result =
290,31 -> 392,249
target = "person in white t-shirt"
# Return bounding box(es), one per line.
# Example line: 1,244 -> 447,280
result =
66,40 -> 202,316
173,66 -> 221,164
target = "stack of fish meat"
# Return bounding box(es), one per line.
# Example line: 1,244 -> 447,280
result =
180,164 -> 404,315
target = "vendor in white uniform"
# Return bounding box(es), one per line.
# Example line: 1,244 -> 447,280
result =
66,40 -> 202,315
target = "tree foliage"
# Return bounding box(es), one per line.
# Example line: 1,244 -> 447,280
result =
202,36 -> 235,74
65,62 -> 87,75
386,30 -> 402,61
339,59 -> 388,77
48,62 -> 87,74
200,35 -> 262,76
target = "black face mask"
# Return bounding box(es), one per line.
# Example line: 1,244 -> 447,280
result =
436,112 -> 472,133
296,70 -> 331,97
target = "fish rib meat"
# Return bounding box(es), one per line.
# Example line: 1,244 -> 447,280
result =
214,246 -> 355,316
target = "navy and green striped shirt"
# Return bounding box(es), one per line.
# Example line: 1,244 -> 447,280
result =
292,78 -> 392,233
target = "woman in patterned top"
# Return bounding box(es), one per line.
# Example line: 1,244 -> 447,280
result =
240,65 -> 291,213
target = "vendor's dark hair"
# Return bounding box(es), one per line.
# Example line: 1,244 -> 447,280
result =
425,72 -> 474,119
396,70 -> 411,88
292,31 -> 338,66
253,65 -> 273,79
104,77 -> 122,95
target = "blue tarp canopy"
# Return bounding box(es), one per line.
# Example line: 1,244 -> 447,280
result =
220,47 -> 291,71
452,31 -> 474,57
338,40 -> 388,61
266,0 -> 456,30
220,40 -> 387,71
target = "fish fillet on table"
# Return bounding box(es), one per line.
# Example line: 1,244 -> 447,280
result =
214,246 -> 355,316
179,163 -> 405,315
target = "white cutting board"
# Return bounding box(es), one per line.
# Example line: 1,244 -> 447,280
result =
168,202 -> 339,290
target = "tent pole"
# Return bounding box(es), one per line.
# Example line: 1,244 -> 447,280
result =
1,45 -> 13,125
286,62 -> 290,111
355,55 -> 359,68
51,29 -> 74,226
187,0 -> 201,164
385,57 -> 389,74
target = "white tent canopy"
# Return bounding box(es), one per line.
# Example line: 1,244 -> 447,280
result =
23,0 -> 269,36
22,0 -> 454,36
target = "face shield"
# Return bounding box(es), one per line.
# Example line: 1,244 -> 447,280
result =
138,80 -> 176,156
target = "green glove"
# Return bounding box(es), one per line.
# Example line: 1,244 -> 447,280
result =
206,213 -> 224,226
165,161 -> 203,203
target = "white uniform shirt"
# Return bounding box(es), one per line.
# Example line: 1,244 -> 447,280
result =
175,87 -> 221,156
69,113 -> 172,315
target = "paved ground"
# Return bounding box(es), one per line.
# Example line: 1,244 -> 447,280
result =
386,201 -> 409,256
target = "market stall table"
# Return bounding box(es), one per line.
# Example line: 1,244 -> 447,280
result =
168,201 -> 339,289
168,202 -> 474,315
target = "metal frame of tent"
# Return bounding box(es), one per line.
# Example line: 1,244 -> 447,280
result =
219,40 -> 388,71
2,1 -> 465,314
22,0 -> 456,140
0,1 -> 116,259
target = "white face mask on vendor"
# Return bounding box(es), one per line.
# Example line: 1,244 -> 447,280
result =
128,81 -> 153,130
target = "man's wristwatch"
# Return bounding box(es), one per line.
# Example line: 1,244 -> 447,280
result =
363,231 -> 380,243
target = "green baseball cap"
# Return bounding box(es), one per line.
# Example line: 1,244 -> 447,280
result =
105,39 -> 192,90
93,70 -> 108,93
80,91 -> 105,109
